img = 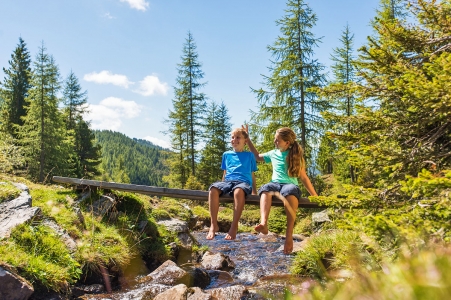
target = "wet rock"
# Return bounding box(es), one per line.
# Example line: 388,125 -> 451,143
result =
205,270 -> 234,288
312,210 -> 330,223
180,267 -> 211,289
201,251 -> 235,270
187,287 -> 212,300
143,260 -> 187,285
72,284 -> 105,297
90,195 -> 116,216
207,285 -> 248,300
0,190 -> 42,238
157,219 -> 189,233
0,264 -> 34,300
178,232 -> 195,248
117,283 -> 170,300
154,283 -> 189,300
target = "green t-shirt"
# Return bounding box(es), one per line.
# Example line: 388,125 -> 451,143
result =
262,149 -> 298,185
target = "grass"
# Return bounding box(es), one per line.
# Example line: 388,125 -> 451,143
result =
288,244 -> 451,300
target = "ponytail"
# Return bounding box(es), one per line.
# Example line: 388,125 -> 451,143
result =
276,127 -> 305,177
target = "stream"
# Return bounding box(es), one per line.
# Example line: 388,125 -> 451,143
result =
113,231 -> 313,299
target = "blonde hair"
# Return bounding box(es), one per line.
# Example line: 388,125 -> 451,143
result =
276,127 -> 305,177
231,128 -> 249,139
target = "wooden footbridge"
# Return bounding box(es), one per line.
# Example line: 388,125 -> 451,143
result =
52,176 -> 321,208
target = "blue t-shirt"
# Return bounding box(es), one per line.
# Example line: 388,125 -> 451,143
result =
262,149 -> 298,185
221,151 -> 258,186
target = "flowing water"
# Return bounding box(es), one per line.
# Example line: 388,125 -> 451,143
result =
111,232 -> 313,299
191,231 -> 313,298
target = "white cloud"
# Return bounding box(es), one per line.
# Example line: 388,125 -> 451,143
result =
143,136 -> 171,149
134,75 -> 169,96
84,71 -> 133,88
103,12 -> 115,19
83,97 -> 142,131
120,0 -> 149,11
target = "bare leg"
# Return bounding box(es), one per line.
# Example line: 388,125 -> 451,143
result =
283,195 -> 298,254
207,187 -> 220,239
254,191 -> 273,234
225,188 -> 246,240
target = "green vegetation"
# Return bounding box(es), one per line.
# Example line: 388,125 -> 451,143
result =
94,130 -> 170,186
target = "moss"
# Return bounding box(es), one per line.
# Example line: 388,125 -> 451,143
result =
0,181 -> 21,203
0,224 -> 81,292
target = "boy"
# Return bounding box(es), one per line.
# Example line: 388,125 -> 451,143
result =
206,128 -> 257,240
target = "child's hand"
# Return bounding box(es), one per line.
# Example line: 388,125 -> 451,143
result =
242,124 -> 249,135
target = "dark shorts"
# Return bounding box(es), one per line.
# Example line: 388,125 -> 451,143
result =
209,180 -> 252,197
258,182 -> 301,201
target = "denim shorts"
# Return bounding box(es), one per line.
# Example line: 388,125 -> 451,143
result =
209,180 -> 252,197
258,182 -> 301,201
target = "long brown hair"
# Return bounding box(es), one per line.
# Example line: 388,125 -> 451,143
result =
276,127 -> 305,177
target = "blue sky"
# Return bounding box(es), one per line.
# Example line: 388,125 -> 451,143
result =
0,0 -> 380,149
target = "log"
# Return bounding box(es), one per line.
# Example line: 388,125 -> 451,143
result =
52,176 -> 321,208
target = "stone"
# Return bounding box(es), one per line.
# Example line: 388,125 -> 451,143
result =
90,195 -> 115,216
144,260 -> 187,285
157,219 -> 189,233
0,191 -> 41,238
188,287 -> 212,300
0,264 -> 34,300
312,210 -> 331,223
201,251 -> 235,270
276,238 -> 309,253
207,285 -> 248,300
42,219 -> 77,253
154,283 -> 189,300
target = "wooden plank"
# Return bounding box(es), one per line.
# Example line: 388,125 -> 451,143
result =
52,176 -> 321,208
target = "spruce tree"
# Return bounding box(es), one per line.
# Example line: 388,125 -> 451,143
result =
0,37 -> 32,137
316,25 -> 358,182
250,0 -> 327,162
19,43 -> 71,182
165,32 -> 207,187
197,101 -> 232,187
337,0 -> 451,187
62,70 -> 87,130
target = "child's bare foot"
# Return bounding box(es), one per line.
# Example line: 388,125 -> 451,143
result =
254,223 -> 268,234
225,229 -> 237,240
206,225 -> 218,240
284,237 -> 294,254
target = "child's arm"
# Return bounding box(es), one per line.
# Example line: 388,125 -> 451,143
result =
242,125 -> 265,162
222,170 -> 226,181
251,172 -> 257,195
299,168 -> 318,196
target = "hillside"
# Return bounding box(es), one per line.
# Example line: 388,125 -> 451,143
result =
94,130 -> 170,186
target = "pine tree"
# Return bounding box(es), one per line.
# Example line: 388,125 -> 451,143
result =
250,0 -> 328,162
62,70 -> 87,130
165,32 -> 207,187
19,43 -> 71,182
197,101 -> 232,187
0,37 -> 32,137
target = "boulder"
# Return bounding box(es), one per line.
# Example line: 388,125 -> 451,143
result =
0,190 -> 41,238
207,285 -> 248,300
154,283 -> 189,300
90,195 -> 116,216
143,260 -> 187,285
0,264 -> 34,300
201,251 -> 235,270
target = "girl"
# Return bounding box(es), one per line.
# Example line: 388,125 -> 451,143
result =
244,126 -> 317,254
